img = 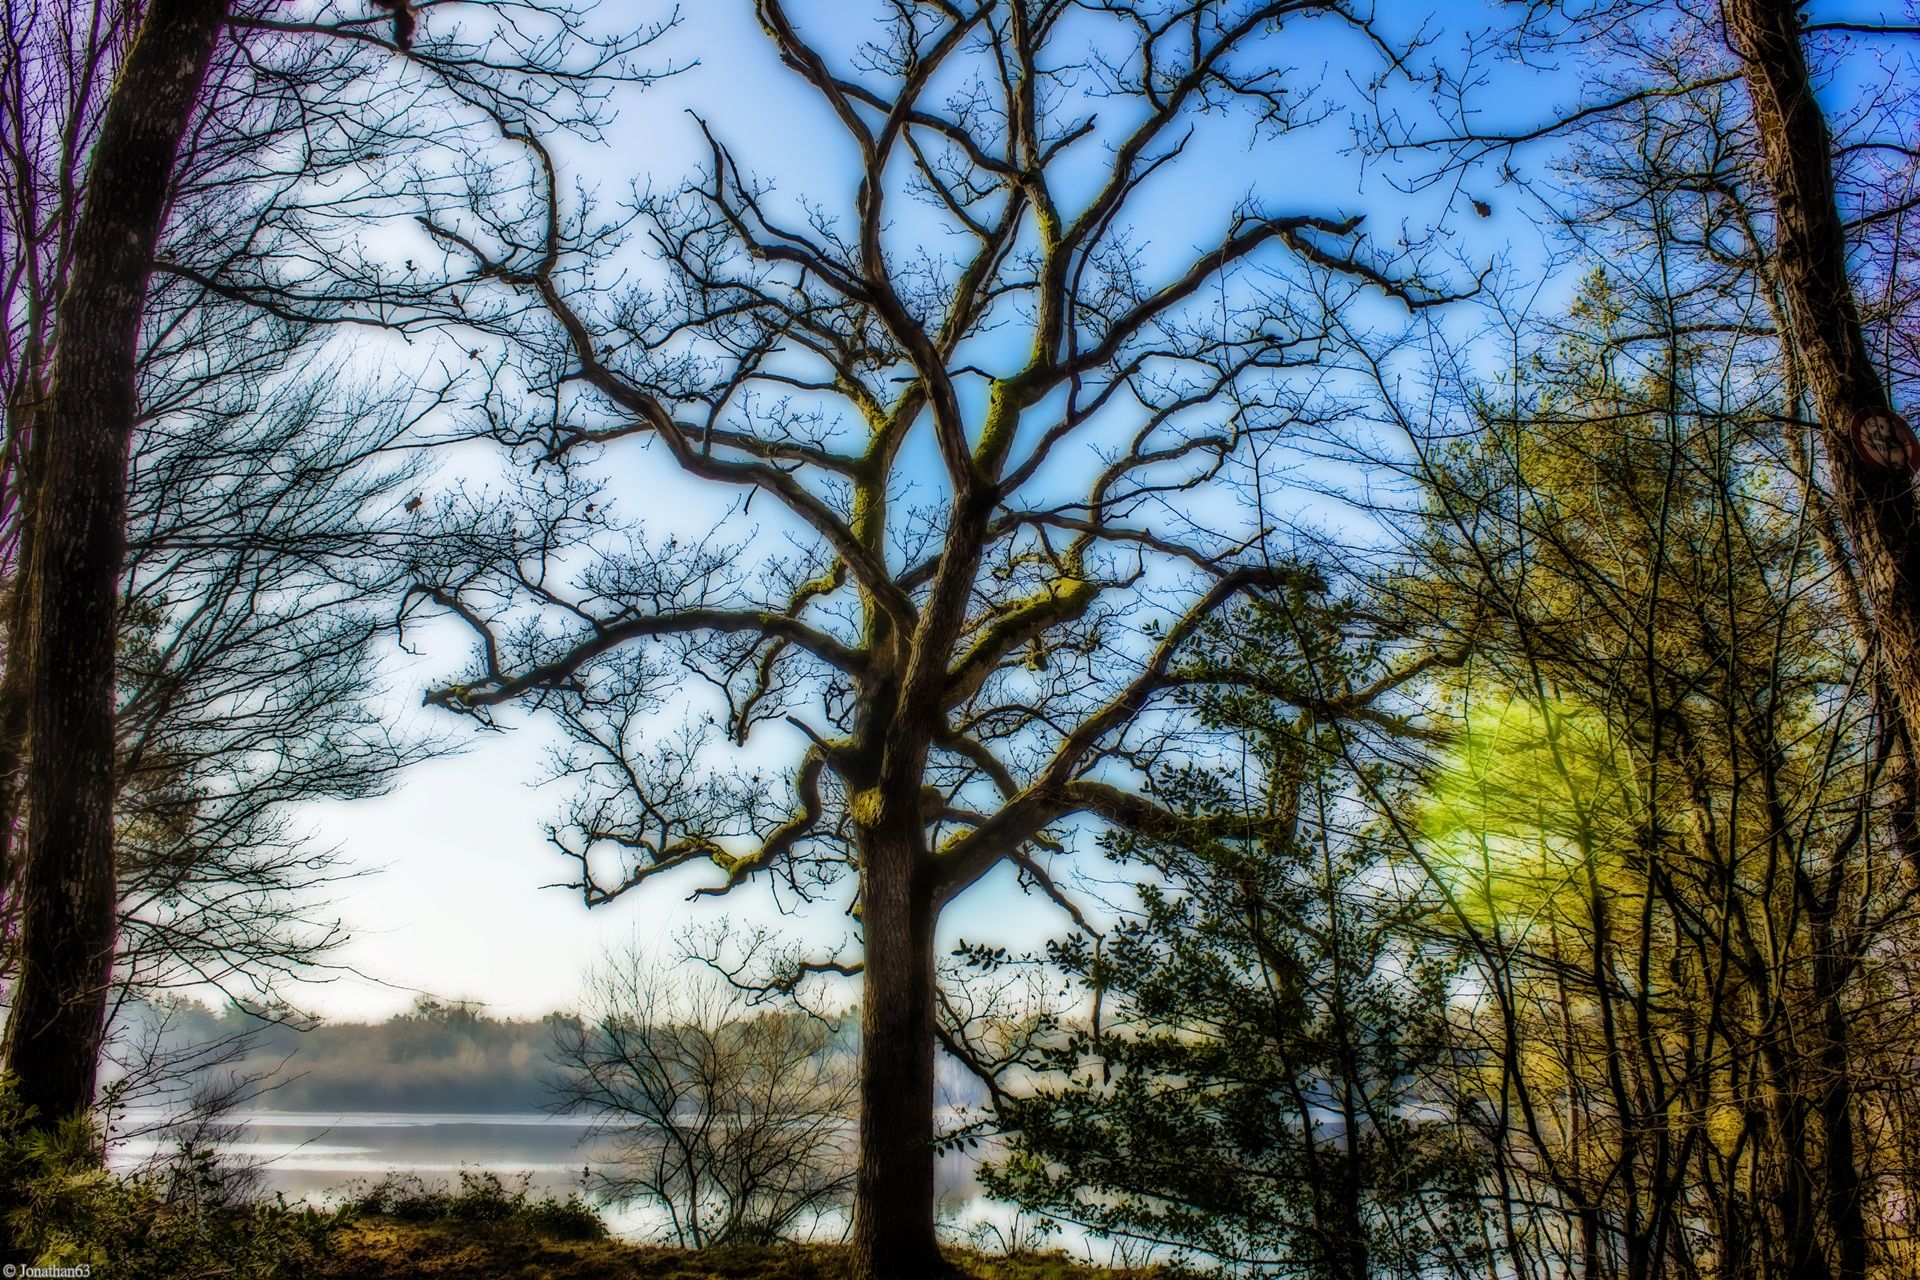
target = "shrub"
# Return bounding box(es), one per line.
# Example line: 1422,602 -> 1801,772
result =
345,1170 -> 607,1240
0,1088 -> 338,1277
345,1172 -> 450,1221
516,1191 -> 608,1242
550,957 -> 857,1248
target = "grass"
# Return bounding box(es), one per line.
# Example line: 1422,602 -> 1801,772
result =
315,1218 -> 1184,1280
315,1171 -> 1186,1279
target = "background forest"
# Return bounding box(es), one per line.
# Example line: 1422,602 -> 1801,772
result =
3,1 -> 1920,1278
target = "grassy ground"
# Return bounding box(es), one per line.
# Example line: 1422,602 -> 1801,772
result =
315,1219 -> 1180,1280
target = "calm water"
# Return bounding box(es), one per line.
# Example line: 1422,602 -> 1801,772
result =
112,1110 -> 613,1200
111,1110 -> 988,1225
111,1110 -> 1127,1263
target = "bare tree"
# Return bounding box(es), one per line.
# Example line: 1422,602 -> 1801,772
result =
414,3 -> 1453,1272
110,370 -> 437,1006
1717,0 -> 1920,860
0,0 -> 144,906
550,951 -> 856,1248
0,0 -> 665,1155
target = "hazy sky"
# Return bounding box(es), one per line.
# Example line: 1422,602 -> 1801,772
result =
282,0 -> 1547,1022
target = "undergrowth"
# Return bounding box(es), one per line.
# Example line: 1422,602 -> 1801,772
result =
0,1085 -> 1159,1280
344,1169 -> 607,1240
0,1100 -> 334,1277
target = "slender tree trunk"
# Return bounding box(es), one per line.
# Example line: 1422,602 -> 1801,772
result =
0,0 -> 228,1133
1812,914 -> 1869,1280
1776,1091 -> 1838,1280
1723,0 -> 1920,832
850,824 -> 947,1280
0,638 -> 31,947
0,376 -> 52,962
1818,1011 -> 1870,1280
1578,1203 -> 1604,1280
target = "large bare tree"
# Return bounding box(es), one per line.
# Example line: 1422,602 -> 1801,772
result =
415,3 -> 1446,1273
1717,0 -> 1920,870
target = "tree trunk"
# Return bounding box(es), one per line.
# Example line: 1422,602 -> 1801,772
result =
850,825 -> 948,1279
1,0 -> 228,1134
1723,0 -> 1920,839
1813,915 -> 1869,1280
0,272 -> 55,970
0,647 -> 31,953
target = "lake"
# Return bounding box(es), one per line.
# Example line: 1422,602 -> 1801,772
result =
110,1109 -> 1135,1264
113,1110 -> 613,1201
109,1109 -> 994,1238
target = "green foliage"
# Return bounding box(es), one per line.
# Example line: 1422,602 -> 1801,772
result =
0,1087 -> 338,1276
1394,263 -> 1911,1277
980,588 -> 1486,1278
1419,691 -> 1645,929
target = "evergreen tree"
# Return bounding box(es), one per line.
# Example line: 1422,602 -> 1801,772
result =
981,586 -> 1487,1279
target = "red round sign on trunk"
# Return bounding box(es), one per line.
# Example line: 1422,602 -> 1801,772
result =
1850,407 -> 1920,473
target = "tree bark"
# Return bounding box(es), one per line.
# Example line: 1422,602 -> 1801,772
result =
1723,0 -> 1920,844
1812,905 -> 1869,1280
0,0 -> 228,1133
0,211 -> 57,972
850,824 -> 948,1280
0,604 -> 33,951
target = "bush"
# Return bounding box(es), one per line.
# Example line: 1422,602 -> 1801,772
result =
517,1192 -> 609,1242
346,1172 -> 449,1221
345,1170 -> 607,1240
0,1091 -> 339,1277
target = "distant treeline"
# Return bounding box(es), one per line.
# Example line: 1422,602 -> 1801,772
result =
129,997 -> 581,1114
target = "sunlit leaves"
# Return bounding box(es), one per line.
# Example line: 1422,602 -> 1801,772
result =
1419,690 -> 1646,933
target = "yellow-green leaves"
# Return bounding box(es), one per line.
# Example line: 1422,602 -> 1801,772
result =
1420,690 -> 1644,931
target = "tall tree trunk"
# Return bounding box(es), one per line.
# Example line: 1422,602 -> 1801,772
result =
850,825 -> 948,1279
0,333 -> 54,964
1723,0 -> 1920,836
0,0 -> 228,1133
1812,909 -> 1869,1280
0,592 -> 34,951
